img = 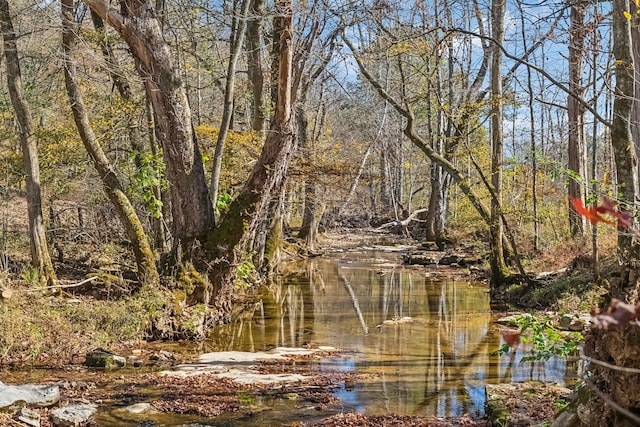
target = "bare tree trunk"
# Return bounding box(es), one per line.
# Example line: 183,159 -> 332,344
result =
426,166 -> 451,243
210,0 -> 252,216
0,0 -> 56,284
336,143 -> 373,220
379,144 -> 392,215
89,10 -> 132,99
567,1 -> 587,237
516,0 -> 540,251
206,0 -> 296,323
425,62 -> 446,241
489,0 -> 508,286
296,101 -> 319,246
611,1 -> 639,273
145,95 -> 168,251
426,1 -> 455,243
270,10 -> 282,110
632,13 -> 640,198
246,0 -> 266,133
342,33 -> 492,228
62,0 -> 158,287
582,5 -> 640,426
84,0 -> 213,245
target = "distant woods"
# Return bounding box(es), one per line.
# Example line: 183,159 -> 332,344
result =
0,0 -> 637,314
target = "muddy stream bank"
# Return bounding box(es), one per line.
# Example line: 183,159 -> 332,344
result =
1,238 -> 580,426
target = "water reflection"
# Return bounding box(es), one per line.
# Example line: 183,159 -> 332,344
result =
208,251 -> 578,417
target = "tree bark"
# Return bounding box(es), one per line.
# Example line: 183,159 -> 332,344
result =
296,29 -> 338,244
206,0 -> 296,323
210,0 -> 251,216
62,0 -> 159,287
296,101 -> 319,247
489,0 -> 509,286
0,0 -> 56,284
632,13 -> 640,204
567,1 -> 587,237
246,0 -> 266,133
611,1 -> 639,270
582,3 -> 640,426
84,0 -> 213,245
145,95 -> 167,251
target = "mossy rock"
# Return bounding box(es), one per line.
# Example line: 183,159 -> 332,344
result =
178,303 -> 208,339
551,384 -> 592,427
87,272 -> 122,286
84,349 -> 126,369
177,263 -> 211,306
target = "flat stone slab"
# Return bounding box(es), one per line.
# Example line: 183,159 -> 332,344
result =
50,403 -> 97,427
124,402 -> 158,414
164,346 -> 336,385
0,381 -> 60,408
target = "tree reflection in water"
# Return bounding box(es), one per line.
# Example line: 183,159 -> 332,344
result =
207,251 -> 579,417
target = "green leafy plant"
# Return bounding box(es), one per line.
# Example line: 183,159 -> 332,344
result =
215,191 -> 233,217
234,254 -> 258,289
496,315 -> 583,361
554,398 -> 568,412
131,152 -> 167,218
21,267 -> 41,287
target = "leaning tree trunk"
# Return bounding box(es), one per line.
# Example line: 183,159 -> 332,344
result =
342,33 -> 492,229
62,0 -> 159,287
206,0 -> 296,324
0,0 -> 56,284
84,0 -> 213,246
90,9 -> 167,246
580,3 -> 640,426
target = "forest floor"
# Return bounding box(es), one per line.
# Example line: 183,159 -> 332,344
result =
0,221 -> 604,426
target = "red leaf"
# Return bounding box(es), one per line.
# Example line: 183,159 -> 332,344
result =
501,329 -> 521,348
571,197 -> 634,228
571,198 -> 617,226
595,197 -> 634,228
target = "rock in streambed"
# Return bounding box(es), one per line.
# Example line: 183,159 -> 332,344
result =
0,381 -> 60,408
164,346 -> 337,385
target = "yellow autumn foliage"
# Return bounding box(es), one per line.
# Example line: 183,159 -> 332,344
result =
195,124 -> 262,195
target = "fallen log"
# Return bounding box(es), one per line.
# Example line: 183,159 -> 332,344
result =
375,208 -> 428,235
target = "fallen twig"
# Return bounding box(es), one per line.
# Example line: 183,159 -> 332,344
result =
375,208 -> 428,231
21,276 -> 99,293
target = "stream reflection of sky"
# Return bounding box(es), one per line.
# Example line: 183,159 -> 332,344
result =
253,250 -> 579,417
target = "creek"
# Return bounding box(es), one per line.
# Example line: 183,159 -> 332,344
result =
6,246 -> 580,426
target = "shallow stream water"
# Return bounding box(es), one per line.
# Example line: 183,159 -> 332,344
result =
6,247 -> 580,426
162,248 -> 577,425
